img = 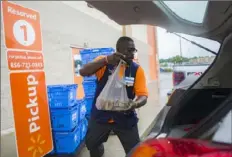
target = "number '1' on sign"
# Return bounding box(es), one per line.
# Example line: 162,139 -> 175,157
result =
13,20 -> 35,47
20,24 -> 28,42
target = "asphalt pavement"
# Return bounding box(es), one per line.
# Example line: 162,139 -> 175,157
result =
159,72 -> 173,105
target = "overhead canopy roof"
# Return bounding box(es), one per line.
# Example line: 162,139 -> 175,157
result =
87,1 -> 232,42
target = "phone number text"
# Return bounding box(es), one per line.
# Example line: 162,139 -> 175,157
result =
10,62 -> 44,70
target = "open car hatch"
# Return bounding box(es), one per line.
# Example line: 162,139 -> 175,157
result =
87,1 -> 232,42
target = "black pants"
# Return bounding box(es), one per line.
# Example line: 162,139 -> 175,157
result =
85,118 -> 140,157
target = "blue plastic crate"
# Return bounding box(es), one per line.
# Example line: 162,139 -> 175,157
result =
53,125 -> 81,154
78,99 -> 87,121
47,84 -> 77,94
83,81 -> 97,97
85,97 -> 94,115
80,48 -> 114,56
48,133 -> 56,155
84,76 -> 97,81
50,105 -> 78,132
80,48 -> 114,65
47,84 -> 77,109
80,118 -> 88,140
83,81 -> 96,90
48,99 -> 77,109
48,148 -> 56,155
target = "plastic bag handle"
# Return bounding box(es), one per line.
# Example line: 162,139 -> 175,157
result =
110,60 -> 126,82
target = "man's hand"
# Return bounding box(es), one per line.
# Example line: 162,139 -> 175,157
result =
114,97 -> 147,112
126,99 -> 139,111
126,96 -> 148,111
79,52 -> 125,77
107,52 -> 125,65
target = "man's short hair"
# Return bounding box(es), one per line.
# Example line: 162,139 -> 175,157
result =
116,36 -> 134,51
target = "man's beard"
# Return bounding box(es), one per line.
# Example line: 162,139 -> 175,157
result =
124,57 -> 134,65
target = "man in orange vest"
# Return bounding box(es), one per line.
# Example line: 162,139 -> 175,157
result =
80,36 -> 148,157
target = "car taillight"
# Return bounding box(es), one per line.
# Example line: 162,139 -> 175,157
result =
173,71 -> 185,86
129,138 -> 232,157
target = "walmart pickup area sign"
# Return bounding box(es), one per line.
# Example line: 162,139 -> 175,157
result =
1,1 -> 53,157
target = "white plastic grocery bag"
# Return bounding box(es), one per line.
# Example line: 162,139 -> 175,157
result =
96,60 -> 130,111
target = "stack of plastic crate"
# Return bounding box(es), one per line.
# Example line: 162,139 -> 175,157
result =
83,81 -> 97,119
80,48 -> 114,119
78,99 -> 88,143
47,84 -> 87,155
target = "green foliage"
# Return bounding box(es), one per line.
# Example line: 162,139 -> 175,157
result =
165,68 -> 173,72
159,55 -> 191,64
163,63 -> 168,67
